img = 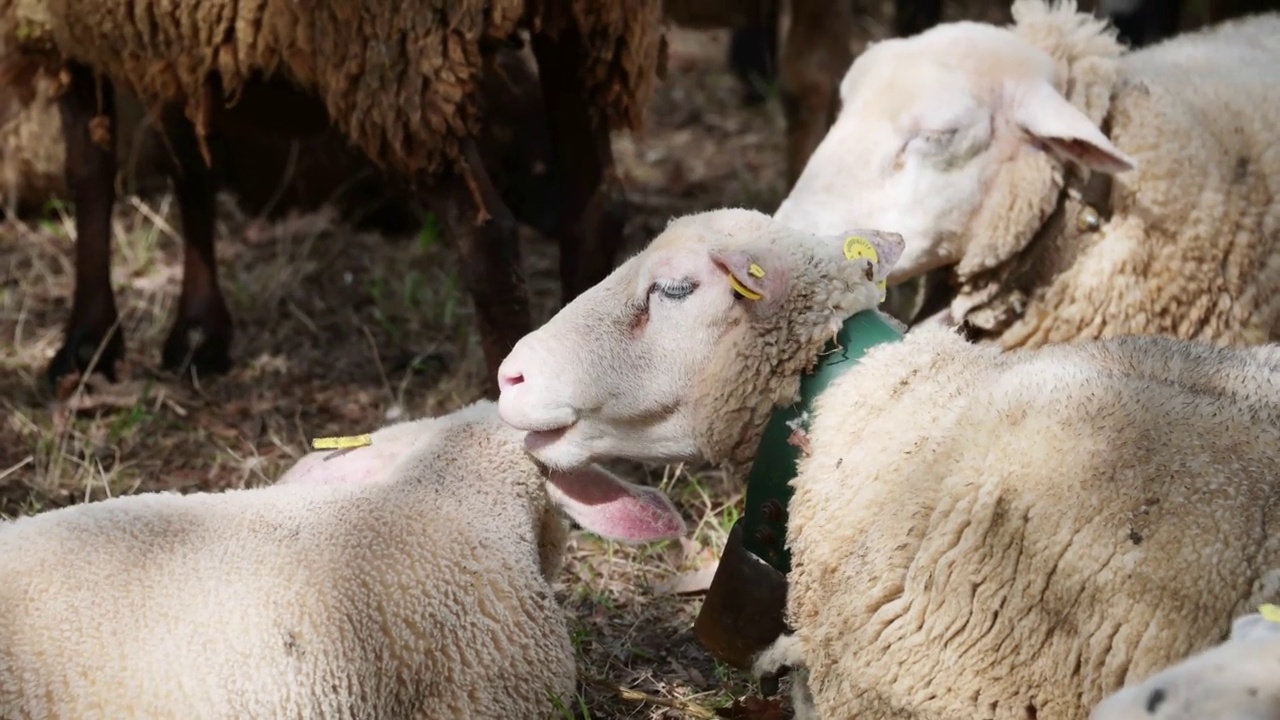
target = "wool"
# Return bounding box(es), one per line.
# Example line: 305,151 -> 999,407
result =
0,400 -> 686,719
0,0 -> 663,182
492,206 -> 1280,720
949,3 -> 1280,348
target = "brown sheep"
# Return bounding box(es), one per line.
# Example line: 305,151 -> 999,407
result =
1,0 -> 663,395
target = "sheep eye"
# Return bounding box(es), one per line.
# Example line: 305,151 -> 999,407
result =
907,128 -> 957,154
925,128 -> 956,143
650,278 -> 698,301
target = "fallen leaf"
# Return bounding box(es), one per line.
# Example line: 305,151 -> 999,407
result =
716,695 -> 786,720
654,561 -> 718,595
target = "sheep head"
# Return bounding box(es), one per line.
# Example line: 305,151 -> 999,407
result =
773,0 -> 1134,290
496,207 -> 903,472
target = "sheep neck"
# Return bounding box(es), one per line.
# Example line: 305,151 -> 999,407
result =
742,309 -> 904,574
692,309 -> 903,673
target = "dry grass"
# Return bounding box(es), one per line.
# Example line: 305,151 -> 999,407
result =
0,7 -> 1017,716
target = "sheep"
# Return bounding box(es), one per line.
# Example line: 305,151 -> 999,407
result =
494,206 -> 1280,720
0,398 -> 687,719
686,0 -> 1220,192
0,0 -> 664,396
1090,608 -> 1280,720
771,0 -> 1280,350
0,46 -> 557,395
0,66 -> 425,232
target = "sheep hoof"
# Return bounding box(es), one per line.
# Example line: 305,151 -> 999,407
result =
162,319 -> 232,379
46,323 -> 125,393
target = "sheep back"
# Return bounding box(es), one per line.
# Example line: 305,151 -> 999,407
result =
784,324 -> 1280,719
0,438 -> 577,718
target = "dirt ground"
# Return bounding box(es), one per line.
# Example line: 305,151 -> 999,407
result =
0,6 -> 1012,718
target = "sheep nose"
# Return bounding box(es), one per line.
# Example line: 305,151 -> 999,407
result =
497,352 -> 526,392
498,367 -> 524,391
496,341 -> 580,432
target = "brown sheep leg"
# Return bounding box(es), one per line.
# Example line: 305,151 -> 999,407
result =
46,62 -> 124,391
780,0 -> 855,189
424,139 -> 530,397
530,31 -> 628,305
729,0 -> 781,106
158,103 -> 233,378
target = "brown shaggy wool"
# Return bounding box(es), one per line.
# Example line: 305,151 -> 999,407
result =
1,0 -> 663,182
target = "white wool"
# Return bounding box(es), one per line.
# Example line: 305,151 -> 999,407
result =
1090,610 -> 1280,719
775,0 -> 1280,349
761,324 -> 1280,719
0,400 -> 685,719
496,203 -> 1280,719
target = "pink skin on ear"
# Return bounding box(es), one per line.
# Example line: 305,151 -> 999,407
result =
546,467 -> 687,543
847,229 -> 906,277
1013,81 -> 1137,175
709,249 -> 791,303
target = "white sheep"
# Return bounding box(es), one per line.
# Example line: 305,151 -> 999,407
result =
495,206 -> 1280,720
1090,608 -> 1280,720
0,399 -> 687,719
773,0 -> 1280,349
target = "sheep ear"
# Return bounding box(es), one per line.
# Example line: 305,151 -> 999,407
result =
1013,81 -> 1137,174
837,230 -> 905,291
546,466 -> 687,543
709,248 -> 791,307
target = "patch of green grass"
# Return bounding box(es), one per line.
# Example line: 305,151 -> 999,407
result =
107,397 -> 154,444
549,689 -> 595,720
417,212 -> 442,252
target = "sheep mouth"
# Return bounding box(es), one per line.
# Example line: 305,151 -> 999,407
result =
523,424 -> 574,454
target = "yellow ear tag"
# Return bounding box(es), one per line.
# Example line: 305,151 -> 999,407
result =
726,261 -> 765,301
1260,603 -> 1280,623
728,275 -> 763,300
311,434 -> 373,451
843,236 -> 887,302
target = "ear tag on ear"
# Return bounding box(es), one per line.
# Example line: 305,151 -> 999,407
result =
728,265 -> 765,301
843,236 -> 887,302
1260,603 -> 1280,623
311,433 -> 373,450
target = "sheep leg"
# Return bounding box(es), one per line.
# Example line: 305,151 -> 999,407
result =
780,0 -> 855,188
425,139 -> 529,396
159,103 -> 233,378
530,31 -> 628,305
46,62 -> 124,391
728,0 -> 780,106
